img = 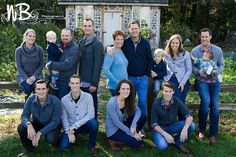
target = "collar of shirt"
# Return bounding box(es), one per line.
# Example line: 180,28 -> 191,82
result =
32,94 -> 51,107
200,44 -> 212,53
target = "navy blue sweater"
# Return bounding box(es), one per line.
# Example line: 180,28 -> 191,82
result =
122,37 -> 153,77
152,60 -> 167,80
46,42 -> 62,62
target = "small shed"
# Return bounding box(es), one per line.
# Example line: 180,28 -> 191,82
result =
57,0 -> 168,48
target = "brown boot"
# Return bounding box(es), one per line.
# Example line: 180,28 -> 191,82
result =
107,139 -> 122,151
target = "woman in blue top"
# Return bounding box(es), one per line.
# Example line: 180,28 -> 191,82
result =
105,80 -> 146,151
103,30 -> 128,96
164,34 -> 192,105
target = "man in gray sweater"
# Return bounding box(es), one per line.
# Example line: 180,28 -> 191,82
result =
59,74 -> 98,156
46,28 -> 80,99
78,18 -> 104,119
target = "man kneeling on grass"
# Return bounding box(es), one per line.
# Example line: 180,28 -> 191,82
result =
59,74 -> 98,156
151,81 -> 195,154
17,79 -> 62,156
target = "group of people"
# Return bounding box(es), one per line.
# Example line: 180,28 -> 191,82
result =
15,18 -> 224,156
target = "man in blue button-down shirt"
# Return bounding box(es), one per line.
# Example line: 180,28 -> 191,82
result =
17,79 -> 62,156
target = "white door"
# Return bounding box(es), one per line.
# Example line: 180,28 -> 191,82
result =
103,12 -> 122,46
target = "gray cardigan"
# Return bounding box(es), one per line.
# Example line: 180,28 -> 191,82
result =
164,51 -> 192,85
15,43 -> 44,84
105,96 -> 141,137
78,34 -> 104,87
61,91 -> 94,134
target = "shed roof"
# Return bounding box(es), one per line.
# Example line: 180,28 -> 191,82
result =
58,0 -> 168,6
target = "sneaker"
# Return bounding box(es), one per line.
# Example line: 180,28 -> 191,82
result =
198,131 -> 205,140
50,82 -> 58,90
17,148 -> 33,157
139,130 -> 146,138
206,66 -> 213,75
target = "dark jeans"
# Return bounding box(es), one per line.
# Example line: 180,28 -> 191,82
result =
59,119 -> 98,150
109,113 -> 147,148
20,80 -> 35,95
81,87 -> 98,119
55,82 -> 70,99
17,122 -> 61,151
109,88 -> 116,96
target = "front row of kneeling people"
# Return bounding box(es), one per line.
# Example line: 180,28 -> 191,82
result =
17,75 -> 194,156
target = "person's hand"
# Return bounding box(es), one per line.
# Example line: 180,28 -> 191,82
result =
29,75 -> 36,82
68,133 -> 76,144
89,85 -> 97,93
180,127 -> 188,142
130,128 -> 136,135
151,70 -> 157,78
190,53 -> 195,60
163,132 -> 175,144
198,70 -> 207,78
178,83 -> 184,92
26,78 -> 33,85
27,124 -> 36,141
32,131 -> 41,147
52,70 -> 59,74
132,132 -> 142,141
45,62 -> 51,70
107,46 -> 114,56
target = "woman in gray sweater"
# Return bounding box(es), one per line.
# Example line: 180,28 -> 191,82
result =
15,29 -> 44,97
105,80 -> 146,151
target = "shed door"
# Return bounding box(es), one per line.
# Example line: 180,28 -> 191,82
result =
103,12 -> 122,46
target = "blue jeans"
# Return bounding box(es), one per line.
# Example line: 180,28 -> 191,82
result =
59,119 -> 98,150
57,82 -> 70,99
153,121 -> 195,150
20,80 -> 35,95
109,88 -> 116,96
109,113 -> 146,148
128,75 -> 148,116
195,79 -> 220,136
81,87 -> 98,119
153,79 -> 163,96
169,76 -> 190,104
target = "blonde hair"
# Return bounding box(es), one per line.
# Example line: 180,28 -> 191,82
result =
153,49 -> 166,58
46,31 -> 56,41
165,34 -> 185,58
22,28 -> 36,43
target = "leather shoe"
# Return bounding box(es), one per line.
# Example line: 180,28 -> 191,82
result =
177,145 -> 190,154
90,147 -> 98,157
209,136 -> 216,145
198,131 -> 205,139
107,139 -> 122,151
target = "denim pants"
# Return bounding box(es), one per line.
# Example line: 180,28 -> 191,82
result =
153,79 -> 163,96
59,119 -> 98,150
81,87 -> 98,119
128,75 -> 148,116
195,79 -> 220,136
169,76 -> 190,104
153,121 -> 195,150
57,82 -> 70,100
17,122 -> 61,151
20,80 -> 35,95
109,113 -> 147,148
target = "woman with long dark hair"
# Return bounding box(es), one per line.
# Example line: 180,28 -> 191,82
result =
105,80 -> 146,150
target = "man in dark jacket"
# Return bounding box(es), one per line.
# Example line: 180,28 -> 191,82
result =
46,28 -> 80,99
78,18 -> 104,119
